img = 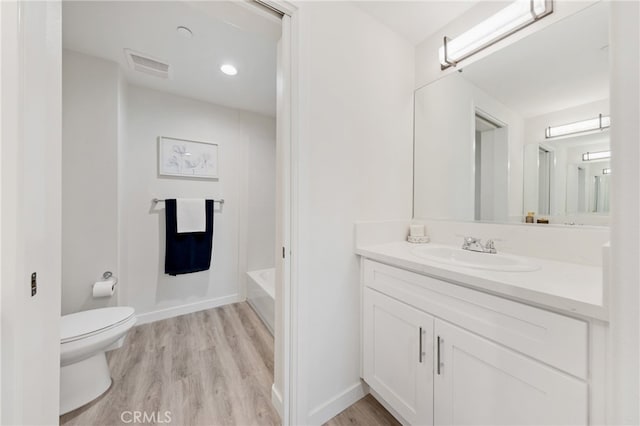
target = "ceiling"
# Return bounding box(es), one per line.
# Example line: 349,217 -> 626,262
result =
354,1 -> 478,45
460,2 -> 609,119
62,1 -> 280,117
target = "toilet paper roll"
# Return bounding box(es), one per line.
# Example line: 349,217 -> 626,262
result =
93,278 -> 117,298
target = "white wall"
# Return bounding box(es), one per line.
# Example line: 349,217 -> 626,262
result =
62,50 -> 119,315
414,75 -> 475,220
121,84 -> 275,320
608,1 -> 640,423
1,2 -> 62,424
246,117 -> 276,272
117,58 -> 128,308
413,73 -> 523,221
291,2 -> 415,423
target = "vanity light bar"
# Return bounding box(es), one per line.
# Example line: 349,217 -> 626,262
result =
545,114 -> 611,139
603,168 -> 611,174
582,150 -> 611,161
439,0 -> 553,70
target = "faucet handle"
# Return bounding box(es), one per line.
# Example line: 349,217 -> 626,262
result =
484,240 -> 497,253
462,236 -> 478,249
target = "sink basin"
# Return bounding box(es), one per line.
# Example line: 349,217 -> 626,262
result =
411,246 -> 540,272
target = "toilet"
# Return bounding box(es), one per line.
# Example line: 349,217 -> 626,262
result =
60,306 -> 136,415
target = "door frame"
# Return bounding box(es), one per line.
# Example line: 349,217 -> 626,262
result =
0,0 -> 300,424
250,1 -> 299,424
1,1 -> 63,424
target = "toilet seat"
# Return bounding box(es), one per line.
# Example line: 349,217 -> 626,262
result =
61,307 -> 135,344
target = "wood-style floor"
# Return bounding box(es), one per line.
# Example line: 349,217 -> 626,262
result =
324,395 -> 400,426
60,302 -> 279,426
60,302 -> 397,426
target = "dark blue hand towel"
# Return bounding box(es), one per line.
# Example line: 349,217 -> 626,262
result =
164,199 -> 214,276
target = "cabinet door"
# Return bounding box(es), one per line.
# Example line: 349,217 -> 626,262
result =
434,320 -> 587,426
363,288 -> 434,425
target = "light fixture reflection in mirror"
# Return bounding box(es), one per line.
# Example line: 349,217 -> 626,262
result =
414,2 -> 610,226
545,114 -> 610,139
582,150 -> 611,161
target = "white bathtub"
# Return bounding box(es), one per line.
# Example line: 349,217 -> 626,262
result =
246,268 -> 275,335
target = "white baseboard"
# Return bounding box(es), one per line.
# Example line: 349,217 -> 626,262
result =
306,381 -> 367,425
271,384 -> 284,420
135,294 -> 242,325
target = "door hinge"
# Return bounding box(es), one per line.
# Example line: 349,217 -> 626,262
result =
282,247 -> 286,259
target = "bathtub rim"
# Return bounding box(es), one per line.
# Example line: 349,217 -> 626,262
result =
246,267 -> 276,299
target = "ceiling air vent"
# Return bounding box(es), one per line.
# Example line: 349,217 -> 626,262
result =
124,49 -> 171,79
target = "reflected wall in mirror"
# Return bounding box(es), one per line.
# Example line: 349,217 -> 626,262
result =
413,2 -> 609,226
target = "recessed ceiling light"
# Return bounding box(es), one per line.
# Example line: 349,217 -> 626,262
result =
220,64 -> 238,76
176,26 -> 193,38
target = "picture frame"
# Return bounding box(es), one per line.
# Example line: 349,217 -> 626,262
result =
158,136 -> 219,179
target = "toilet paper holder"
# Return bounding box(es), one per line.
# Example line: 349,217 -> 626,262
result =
90,271 -> 114,286
92,271 -> 117,298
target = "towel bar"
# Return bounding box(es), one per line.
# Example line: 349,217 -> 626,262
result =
152,198 -> 224,205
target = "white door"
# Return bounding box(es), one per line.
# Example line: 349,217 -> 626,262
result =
434,320 -> 587,426
274,11 -> 292,424
363,288 -> 434,425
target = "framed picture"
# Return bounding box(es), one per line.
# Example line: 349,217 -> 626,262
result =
158,136 -> 219,179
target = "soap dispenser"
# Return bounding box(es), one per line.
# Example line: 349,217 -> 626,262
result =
525,212 -> 535,223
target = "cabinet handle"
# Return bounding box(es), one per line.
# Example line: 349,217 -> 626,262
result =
419,327 -> 423,363
437,336 -> 441,375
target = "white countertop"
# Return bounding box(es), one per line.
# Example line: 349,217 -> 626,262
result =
356,241 -> 607,321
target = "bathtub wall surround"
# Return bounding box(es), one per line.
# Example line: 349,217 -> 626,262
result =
247,268 -> 275,334
245,115 -> 277,273
62,50 -> 276,322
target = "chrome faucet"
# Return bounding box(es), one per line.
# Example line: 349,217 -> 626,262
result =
461,236 -> 497,254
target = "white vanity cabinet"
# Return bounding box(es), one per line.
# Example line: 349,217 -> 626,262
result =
363,288 -> 434,425
361,259 -> 594,426
434,320 -> 586,425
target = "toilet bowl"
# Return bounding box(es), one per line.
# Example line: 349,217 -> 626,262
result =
60,306 -> 136,415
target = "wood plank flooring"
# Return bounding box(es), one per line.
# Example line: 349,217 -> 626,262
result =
60,302 -> 398,426
60,302 -> 279,426
323,395 -> 400,426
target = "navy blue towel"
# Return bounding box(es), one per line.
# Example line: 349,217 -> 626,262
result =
164,199 -> 214,275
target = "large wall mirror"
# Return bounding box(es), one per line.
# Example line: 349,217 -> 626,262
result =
414,2 -> 609,226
